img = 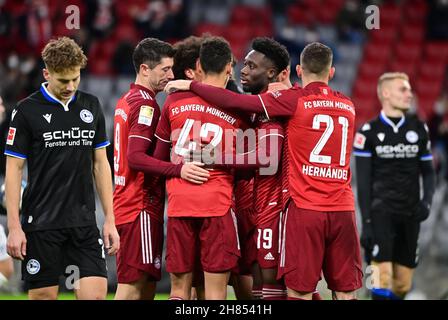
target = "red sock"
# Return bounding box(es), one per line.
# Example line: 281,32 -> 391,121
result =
252,286 -> 263,300
287,296 -> 307,300
263,284 -> 287,300
312,291 -> 322,300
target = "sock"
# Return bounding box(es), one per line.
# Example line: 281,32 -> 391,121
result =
0,272 -> 8,288
371,288 -> 402,300
312,290 -> 322,300
252,286 -> 263,300
262,284 -> 287,300
287,296 -> 306,300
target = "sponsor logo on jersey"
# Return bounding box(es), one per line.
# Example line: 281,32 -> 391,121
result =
6,127 -> 16,145
354,132 -> 366,149
406,130 -> 419,143
138,106 -> 154,126
361,123 -> 371,131
264,252 -> 275,261
377,132 -> 385,142
375,143 -> 419,158
26,259 -> 40,274
43,113 -> 52,123
43,128 -> 95,148
80,109 -> 94,123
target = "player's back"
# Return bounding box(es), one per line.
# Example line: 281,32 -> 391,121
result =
158,91 -> 243,218
113,85 -> 165,226
287,83 -> 355,211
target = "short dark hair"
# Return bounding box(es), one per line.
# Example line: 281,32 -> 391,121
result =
199,37 -> 232,75
172,36 -> 204,79
251,37 -> 290,75
300,42 -> 333,75
132,38 -> 175,73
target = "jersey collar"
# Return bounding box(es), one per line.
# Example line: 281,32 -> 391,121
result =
379,110 -> 405,133
304,81 -> 329,89
40,82 -> 76,111
130,83 -> 156,100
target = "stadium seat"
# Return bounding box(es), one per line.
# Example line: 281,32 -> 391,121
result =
363,42 -> 391,64
193,23 -> 226,37
388,60 -> 417,79
379,3 -> 402,27
394,42 -> 422,63
424,42 -> 448,63
400,24 -> 425,45
403,0 -> 428,23
358,60 -> 387,81
369,25 -> 399,45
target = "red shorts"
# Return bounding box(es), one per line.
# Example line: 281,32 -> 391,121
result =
116,211 -> 163,283
234,208 -> 257,275
278,201 -> 363,292
166,210 -> 240,273
255,212 -> 281,269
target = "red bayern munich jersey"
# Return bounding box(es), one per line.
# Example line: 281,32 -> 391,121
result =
234,178 -> 254,212
113,84 -> 165,225
156,91 -> 243,217
253,119 -> 284,225
260,82 -> 356,211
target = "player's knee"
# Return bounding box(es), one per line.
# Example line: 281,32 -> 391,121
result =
29,289 -> 58,300
0,261 -> 14,280
393,280 -> 412,297
377,268 -> 393,288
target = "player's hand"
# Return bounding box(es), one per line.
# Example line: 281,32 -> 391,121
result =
181,162 -> 210,184
103,218 -> 120,256
6,226 -> 27,260
360,221 -> 374,259
414,201 -> 431,222
267,82 -> 289,92
164,80 -> 192,94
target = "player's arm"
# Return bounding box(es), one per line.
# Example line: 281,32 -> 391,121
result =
220,124 -> 284,172
165,80 -> 297,117
93,147 -> 119,255
5,156 -> 26,260
417,123 -> 436,222
353,129 -> 374,257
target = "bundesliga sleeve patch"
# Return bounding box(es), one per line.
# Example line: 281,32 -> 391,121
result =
138,105 -> 154,126
6,127 -> 16,145
353,132 -> 366,149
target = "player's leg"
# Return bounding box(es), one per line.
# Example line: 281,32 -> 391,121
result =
325,211 -> 363,300
24,230 -> 66,300
392,264 -> 414,299
369,209 -> 397,299
170,271 -> 193,299
233,208 -> 257,300
278,204 -> 324,300
0,225 -> 14,287
74,276 -> 107,300
201,210 -> 240,300
65,226 -> 108,300
230,272 -> 254,300
115,212 -> 163,300
257,215 -> 286,300
390,217 -> 420,299
166,217 -> 197,300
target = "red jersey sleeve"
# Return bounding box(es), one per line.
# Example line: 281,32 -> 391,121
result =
155,100 -> 171,143
128,100 -> 160,142
258,88 -> 298,118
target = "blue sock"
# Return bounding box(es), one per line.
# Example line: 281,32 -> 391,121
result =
371,288 -> 402,300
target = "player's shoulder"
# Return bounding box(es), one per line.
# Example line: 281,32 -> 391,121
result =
406,113 -> 429,132
358,116 -> 381,134
125,87 -> 156,106
15,90 -> 43,111
165,91 -> 197,104
76,90 -> 101,107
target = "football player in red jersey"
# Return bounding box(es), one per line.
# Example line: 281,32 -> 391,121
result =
113,38 -> 209,300
165,42 -> 363,300
154,37 -> 243,300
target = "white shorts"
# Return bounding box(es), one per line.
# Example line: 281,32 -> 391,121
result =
0,224 -> 9,261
